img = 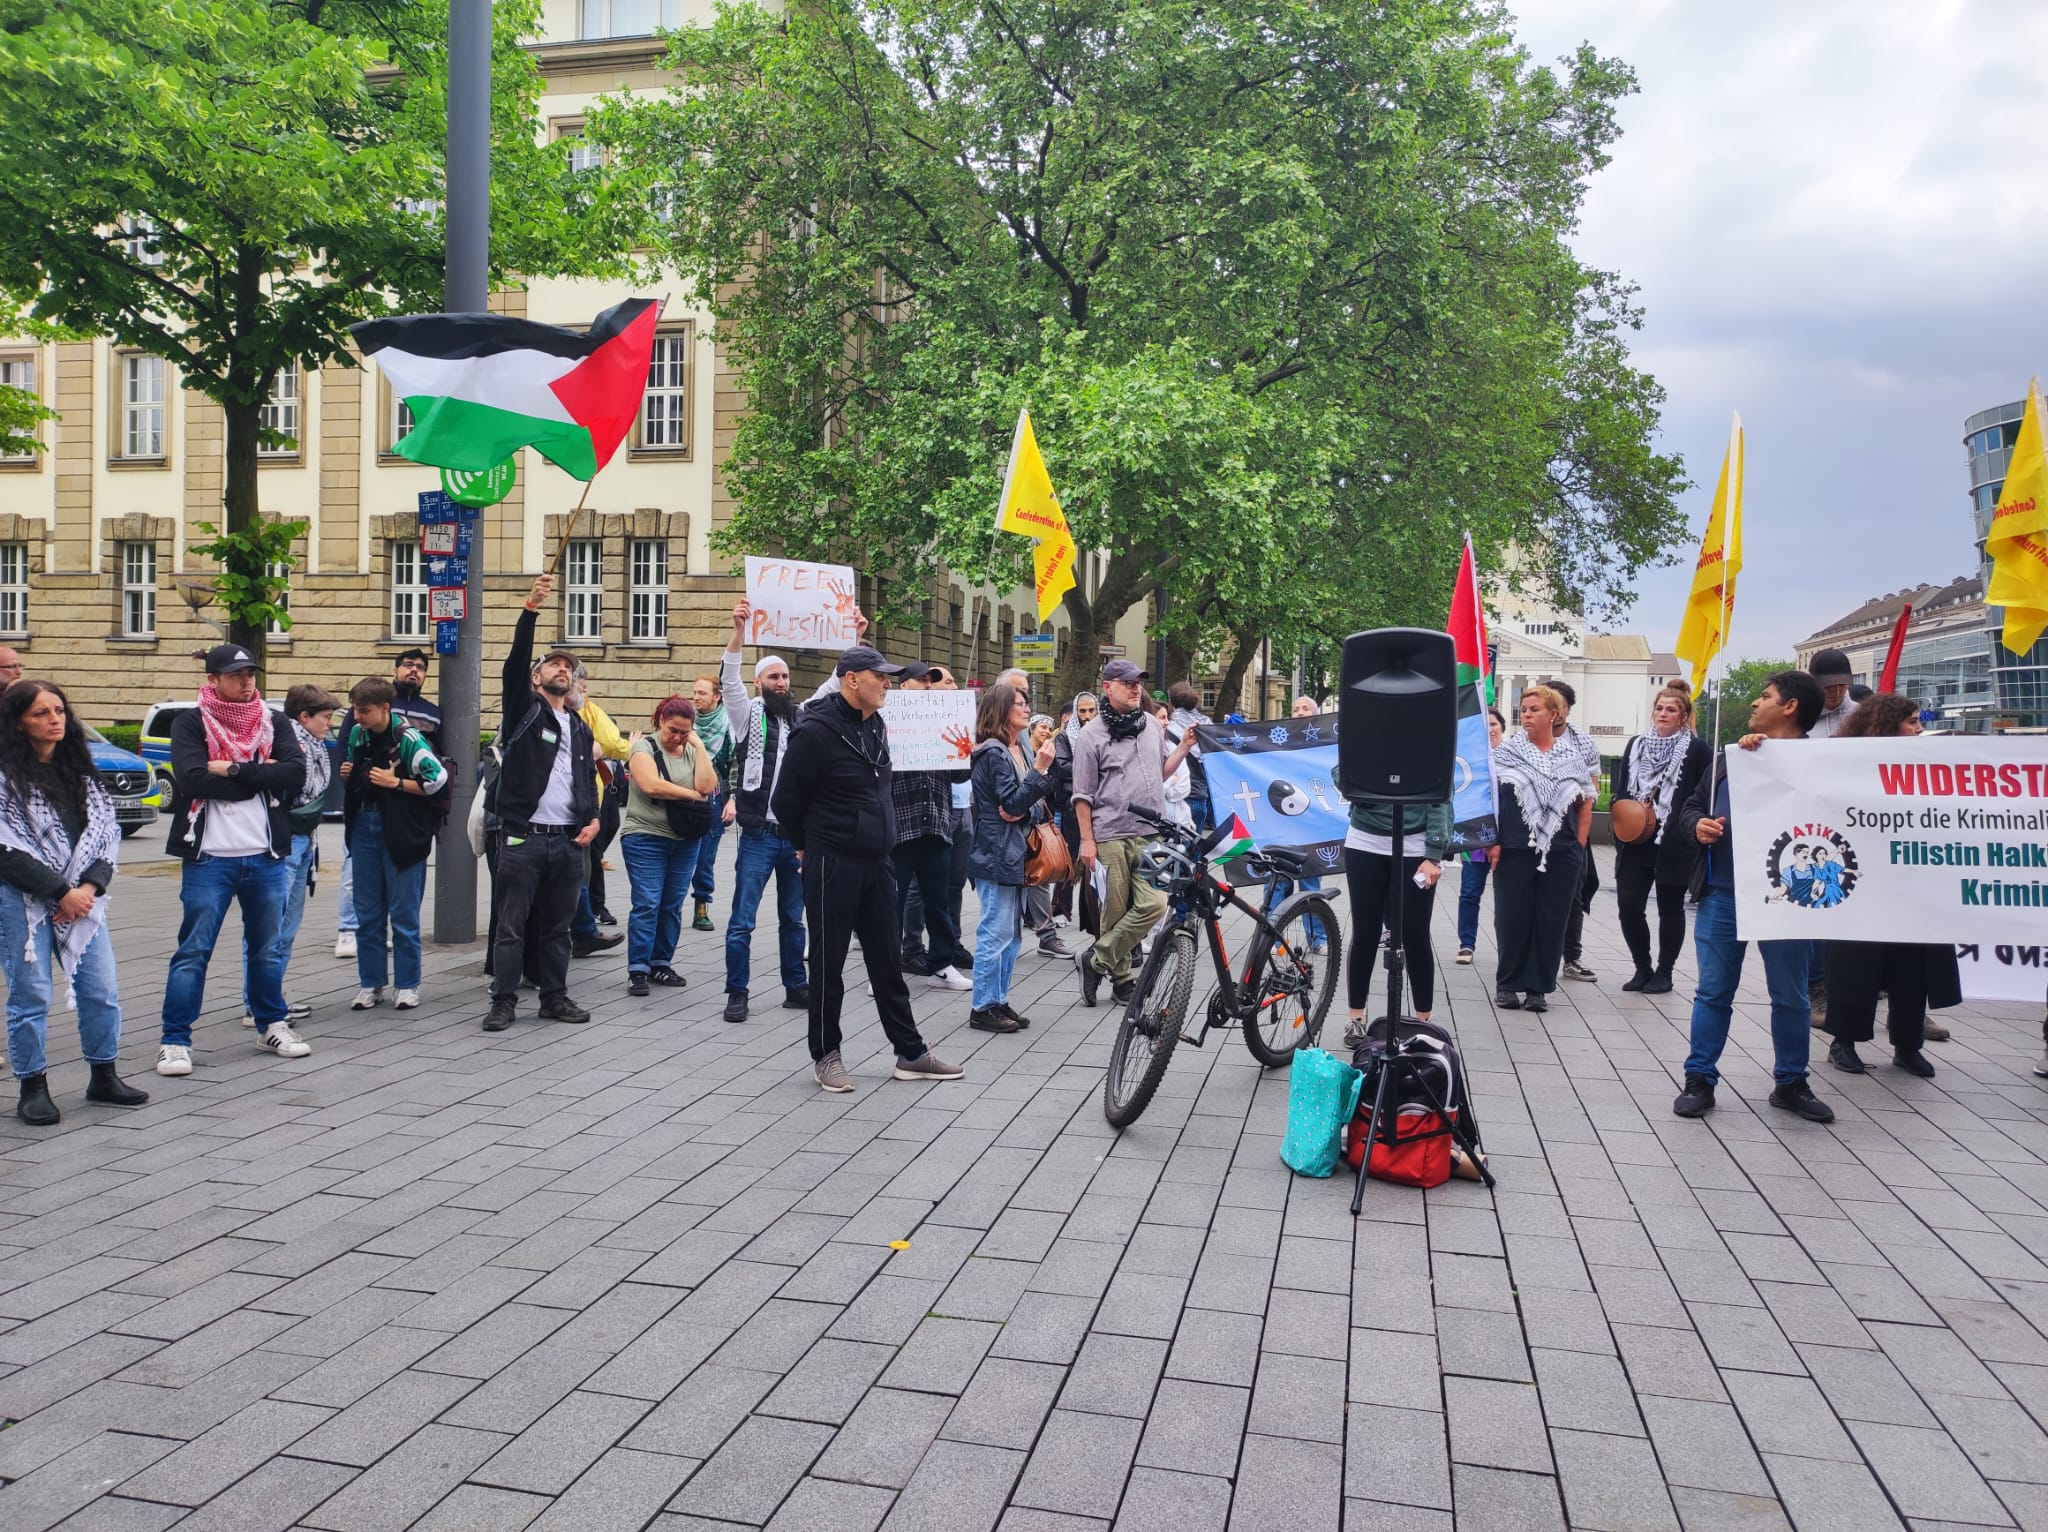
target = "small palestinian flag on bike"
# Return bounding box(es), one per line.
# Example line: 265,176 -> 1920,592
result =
1211,815 -> 1256,864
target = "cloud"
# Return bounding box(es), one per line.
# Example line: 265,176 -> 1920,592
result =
1510,0 -> 2048,658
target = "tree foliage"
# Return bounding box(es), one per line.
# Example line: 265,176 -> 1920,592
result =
603,0 -> 1688,693
0,383 -> 55,459
1704,657 -> 1793,747
0,0 -> 647,667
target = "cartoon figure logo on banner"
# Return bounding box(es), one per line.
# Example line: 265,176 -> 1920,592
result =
1764,825 -> 1860,909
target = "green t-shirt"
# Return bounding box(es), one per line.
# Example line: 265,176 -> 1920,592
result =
623,734 -> 706,840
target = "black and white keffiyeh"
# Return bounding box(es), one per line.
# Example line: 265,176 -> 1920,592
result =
1495,732 -> 1593,869
1627,731 -> 1689,845
291,718 -> 332,808
0,772 -> 119,1009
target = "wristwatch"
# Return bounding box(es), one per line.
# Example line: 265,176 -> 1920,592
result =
226,761 -> 241,778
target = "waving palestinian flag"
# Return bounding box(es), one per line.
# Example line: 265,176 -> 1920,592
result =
350,298 -> 660,481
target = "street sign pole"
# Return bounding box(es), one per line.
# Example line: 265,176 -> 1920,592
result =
434,0 -> 491,944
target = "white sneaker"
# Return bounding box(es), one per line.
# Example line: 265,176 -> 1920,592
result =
240,1012 -> 255,1029
155,1044 -> 193,1077
334,932 -> 357,959
287,1000 -> 312,1021
351,987 -> 383,1010
928,965 -> 973,992
260,1022 -> 311,1059
393,988 -> 420,1010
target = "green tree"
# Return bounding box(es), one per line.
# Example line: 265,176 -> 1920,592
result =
1703,658 -> 1793,747
0,383 -> 55,460
0,0 -> 647,669
604,0 -> 1687,695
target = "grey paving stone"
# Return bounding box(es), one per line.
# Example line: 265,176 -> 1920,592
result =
1248,1351 -> 1346,1446
879,1439 -> 1025,1532
114,1398 -> 332,1506
943,1357 -> 1066,1449
1721,1370 -> 1859,1462
762,1476 -> 896,1532
288,1367 -> 479,1467
1448,1464 -> 1565,1531
622,1362 -> 778,1459
1552,1428 -> 1680,1532
300,1423 -> 509,1532
164,1453 -> 360,1532
989,1292 -> 1097,1365
1688,1300 -> 1804,1375
1092,1271 -> 1190,1341
710,1297 -> 841,1373
1349,1328 -> 1443,1413
1259,1287 -> 1349,1360
1013,1409 -> 1143,1519
31,1494 -> 186,1531
1113,1465 -> 1232,1531
1341,1500 -> 1453,1532
410,1484 -> 552,1531
1923,1390 -> 2048,1484
1663,1486 -> 1794,1531
1639,1396 -> 1772,1496
1434,1306 -> 1533,1382
1230,1434 -> 1343,1532
0,1430 -> 178,1532
760,1338 -> 896,1425
667,1415 -> 835,1524
936,1258 -> 1038,1323
1060,1332 -> 1168,1419
527,1446 -> 701,1532
1341,1406 -> 1450,1512
1799,1341 -> 1939,1427
1443,1376 -> 1552,1473
1531,1347 -> 1645,1437
1164,1308 -> 1264,1389
1761,1453 -> 1908,1532
472,1388 -> 649,1495
828,1276 -> 947,1346
1844,1421 -> 2014,1524
880,1316 -> 1002,1394
813,1387 -> 954,1488
1612,1322 -> 1730,1403
1134,1378 -> 1249,1476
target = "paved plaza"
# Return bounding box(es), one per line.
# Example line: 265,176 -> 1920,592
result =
3,826 -> 2048,1530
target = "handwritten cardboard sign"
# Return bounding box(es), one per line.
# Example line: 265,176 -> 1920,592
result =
882,688 -> 978,772
745,556 -> 862,652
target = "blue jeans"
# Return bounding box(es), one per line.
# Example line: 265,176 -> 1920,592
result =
1263,874 -> 1326,945
350,812 -> 426,990
623,831 -> 704,972
163,853 -> 290,1044
1684,887 -> 1813,1087
691,801 -> 726,904
1,893 -> 122,1078
1458,856 -> 1490,951
337,846 -> 357,933
725,824 -> 807,996
247,832 -> 315,1013
972,879 -> 1025,1010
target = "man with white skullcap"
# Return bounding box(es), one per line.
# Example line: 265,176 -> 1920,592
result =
718,600 -> 812,1022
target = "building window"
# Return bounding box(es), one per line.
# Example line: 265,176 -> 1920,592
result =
120,542 -> 156,637
564,539 -> 603,642
0,543 -> 27,634
1976,483 -> 1999,512
391,540 -> 427,639
0,354 -> 36,463
637,330 -> 690,453
629,538 -> 668,642
122,216 -> 164,266
580,0 -> 681,39
260,363 -> 300,457
394,395 -> 415,444
117,354 -> 166,459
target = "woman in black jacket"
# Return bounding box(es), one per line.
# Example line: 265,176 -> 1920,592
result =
1487,686 -> 1594,1013
0,681 -> 148,1124
967,682 -> 1057,1034
1612,687 -> 1712,993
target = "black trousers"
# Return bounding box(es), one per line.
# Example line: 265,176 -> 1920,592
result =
1494,837 -> 1585,997
1561,848 -> 1599,962
1615,844 -> 1687,976
894,834 -> 967,968
803,850 -> 929,1063
587,776 -> 623,915
1344,847 -> 1439,1014
1824,941 -> 1927,1051
491,831 -> 584,1003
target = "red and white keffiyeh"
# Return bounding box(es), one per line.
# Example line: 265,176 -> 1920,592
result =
198,677 -> 274,763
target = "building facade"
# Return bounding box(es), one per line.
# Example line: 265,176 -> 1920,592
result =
1793,576 -> 1992,732
1487,589 -> 1664,748
1967,397 -> 2045,729
0,1 -> 1143,731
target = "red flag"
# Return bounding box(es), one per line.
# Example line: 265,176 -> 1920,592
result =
1877,603 -> 1913,693
1447,533 -> 1492,705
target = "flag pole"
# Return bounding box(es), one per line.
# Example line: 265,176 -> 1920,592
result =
547,474 -> 599,581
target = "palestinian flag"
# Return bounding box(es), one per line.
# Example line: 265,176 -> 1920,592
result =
1447,531 -> 1493,706
350,298 -> 660,481
1211,815 -> 1257,865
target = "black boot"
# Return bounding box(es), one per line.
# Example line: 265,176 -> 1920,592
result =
17,1072 -> 58,1125
1643,967 -> 1675,995
1621,969 -> 1651,992
85,1061 -> 148,1107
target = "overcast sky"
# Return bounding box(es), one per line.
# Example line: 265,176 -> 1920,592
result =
1507,0 -> 2048,664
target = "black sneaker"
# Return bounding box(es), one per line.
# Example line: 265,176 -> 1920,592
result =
998,1002 -> 1032,1031
1523,993 -> 1548,1013
1828,1040 -> 1865,1074
649,966 -> 687,988
626,972 -> 650,997
1893,1049 -> 1935,1079
1769,1079 -> 1835,1123
968,1006 -> 1020,1034
1673,1073 -> 1716,1116
1495,988 -> 1523,1010
1622,970 -> 1651,992
722,989 -> 749,1024
783,988 -> 810,1010
899,949 -> 931,976
483,996 -> 517,1033
1112,979 -> 1136,1006
573,932 -> 624,958
595,908 -> 619,927
1075,947 -> 1103,1008
539,995 -> 593,1025
1561,960 -> 1596,983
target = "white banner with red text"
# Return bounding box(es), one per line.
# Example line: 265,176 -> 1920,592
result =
1728,737 -> 2048,945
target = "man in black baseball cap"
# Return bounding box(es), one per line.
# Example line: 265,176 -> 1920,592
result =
772,642 -> 961,1093
1806,647 -> 1857,739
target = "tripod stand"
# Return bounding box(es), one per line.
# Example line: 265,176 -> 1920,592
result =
1348,800 -> 1495,1214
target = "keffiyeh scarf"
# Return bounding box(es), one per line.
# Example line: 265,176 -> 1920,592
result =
198,677 -> 274,763
1495,732 -> 1592,870
696,699 -> 732,779
1065,693 -> 1096,744
290,719 -> 331,808
0,772 -> 119,1010
1628,730 -> 1688,846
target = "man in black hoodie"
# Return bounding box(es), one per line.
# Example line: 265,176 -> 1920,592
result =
773,644 -> 963,1094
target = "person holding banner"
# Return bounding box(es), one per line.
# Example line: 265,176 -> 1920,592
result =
1670,671 -> 1836,1123
1820,696 -> 1958,1078
1487,687 -> 1592,1014
1612,688 -> 1712,993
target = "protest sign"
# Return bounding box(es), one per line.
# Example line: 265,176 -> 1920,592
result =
1956,940 -> 2048,1005
882,688 -> 977,771
744,556 -> 862,651
1728,737 -> 2048,944
1194,713 -> 1346,881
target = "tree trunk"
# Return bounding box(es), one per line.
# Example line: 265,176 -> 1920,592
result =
221,391 -> 265,674
1214,624 -> 1262,718
1163,625 -> 1203,690
1052,543 -> 1175,699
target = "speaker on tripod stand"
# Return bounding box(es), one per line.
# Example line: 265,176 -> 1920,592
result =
1336,629 -> 1493,1207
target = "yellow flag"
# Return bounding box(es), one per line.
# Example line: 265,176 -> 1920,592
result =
995,410 -> 1079,622
1986,379 -> 2048,654
1673,413 -> 1744,692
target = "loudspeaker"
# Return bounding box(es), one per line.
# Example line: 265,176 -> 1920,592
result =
1337,628 -> 1457,803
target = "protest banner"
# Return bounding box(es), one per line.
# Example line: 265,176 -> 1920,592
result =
1727,737 -> 2048,944
1956,940 -> 2048,1005
744,555 -> 863,651
1450,701 -> 1499,853
882,688 -> 977,771
1194,713 -> 1346,881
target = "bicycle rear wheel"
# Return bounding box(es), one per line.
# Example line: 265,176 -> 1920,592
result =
1103,923 -> 1199,1128
1242,893 -> 1342,1067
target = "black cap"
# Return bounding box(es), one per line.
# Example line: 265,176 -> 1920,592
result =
1099,658 -> 1150,684
204,643 -> 258,675
897,660 -> 935,685
1809,647 -> 1853,686
835,644 -> 904,677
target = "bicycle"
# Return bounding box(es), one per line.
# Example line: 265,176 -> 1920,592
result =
1100,808 -> 1344,1128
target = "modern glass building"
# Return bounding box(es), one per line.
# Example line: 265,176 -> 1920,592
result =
1967,399 -> 2046,727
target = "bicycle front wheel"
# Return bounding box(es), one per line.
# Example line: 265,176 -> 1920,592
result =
1103,923 -> 1199,1128
1242,893 -> 1342,1067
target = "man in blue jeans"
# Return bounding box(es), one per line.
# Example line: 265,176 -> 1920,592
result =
1671,670 -> 1834,1123
157,644 -> 309,1076
718,598 -> 809,1022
